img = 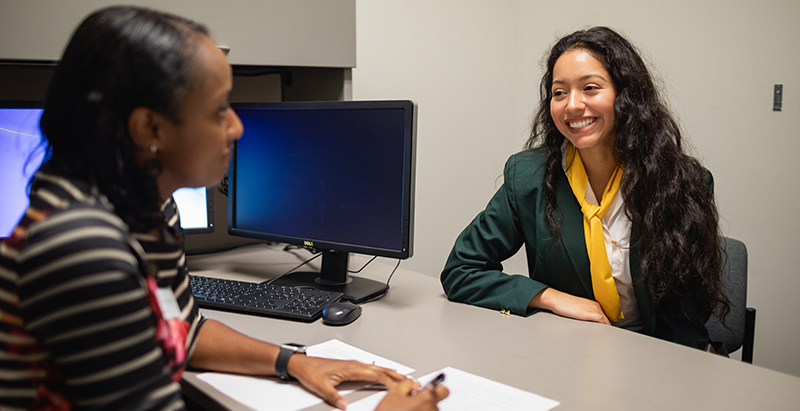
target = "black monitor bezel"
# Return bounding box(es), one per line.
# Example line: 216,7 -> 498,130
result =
227,100 -> 416,260
0,100 -> 44,109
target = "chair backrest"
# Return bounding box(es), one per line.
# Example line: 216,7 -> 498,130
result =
705,237 -> 748,353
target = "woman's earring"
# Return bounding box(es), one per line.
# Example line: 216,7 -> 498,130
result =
149,145 -> 157,154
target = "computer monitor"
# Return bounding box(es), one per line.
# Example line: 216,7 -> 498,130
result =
0,102 -> 46,238
173,186 -> 215,234
229,100 -> 416,303
0,101 -> 214,237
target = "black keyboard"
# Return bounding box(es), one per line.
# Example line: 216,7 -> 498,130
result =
189,275 -> 343,322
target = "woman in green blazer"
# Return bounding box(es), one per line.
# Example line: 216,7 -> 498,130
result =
441,27 -> 730,352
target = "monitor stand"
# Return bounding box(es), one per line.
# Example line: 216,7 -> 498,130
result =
268,250 -> 388,304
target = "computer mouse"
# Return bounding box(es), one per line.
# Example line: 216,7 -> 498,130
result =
322,301 -> 362,326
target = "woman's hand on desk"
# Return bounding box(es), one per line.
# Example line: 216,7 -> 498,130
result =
529,288 -> 611,325
288,356 -> 407,410
375,378 -> 449,411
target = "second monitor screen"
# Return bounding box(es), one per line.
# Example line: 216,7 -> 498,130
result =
231,102 -> 414,257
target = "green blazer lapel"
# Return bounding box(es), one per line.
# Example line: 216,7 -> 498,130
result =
555,171 -> 595,298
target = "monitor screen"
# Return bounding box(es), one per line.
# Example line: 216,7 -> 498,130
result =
0,102 -> 213,237
229,100 -> 416,302
0,103 -> 46,238
173,186 -> 214,234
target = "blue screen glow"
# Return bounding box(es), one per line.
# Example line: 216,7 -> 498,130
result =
1,107 -> 46,237
231,103 -> 413,255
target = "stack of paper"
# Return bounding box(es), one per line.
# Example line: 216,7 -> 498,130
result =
348,367 -> 560,411
197,340 -> 559,411
197,339 -> 413,411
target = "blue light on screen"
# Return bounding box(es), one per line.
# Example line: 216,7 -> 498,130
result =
1,108 -> 46,237
234,108 -> 406,250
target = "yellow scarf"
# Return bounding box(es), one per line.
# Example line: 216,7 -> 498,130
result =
565,145 -> 624,322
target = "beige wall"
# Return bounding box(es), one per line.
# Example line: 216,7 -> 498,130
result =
353,0 -> 800,377
0,0 -> 355,67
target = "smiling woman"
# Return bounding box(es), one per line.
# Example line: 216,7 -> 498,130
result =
549,48 -> 618,200
442,26 -> 731,354
549,50 -> 616,154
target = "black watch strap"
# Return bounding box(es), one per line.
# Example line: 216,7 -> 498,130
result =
275,344 -> 305,381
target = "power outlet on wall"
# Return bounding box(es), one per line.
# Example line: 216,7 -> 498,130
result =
773,84 -> 783,111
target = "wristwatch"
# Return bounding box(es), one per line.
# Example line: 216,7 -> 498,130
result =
275,343 -> 307,381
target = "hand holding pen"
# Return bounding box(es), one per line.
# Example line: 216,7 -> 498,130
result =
375,374 -> 448,411
411,373 -> 445,396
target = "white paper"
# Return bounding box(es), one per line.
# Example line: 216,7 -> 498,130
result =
348,367 -> 561,411
196,339 -> 414,411
197,373 -> 321,411
305,339 -> 414,375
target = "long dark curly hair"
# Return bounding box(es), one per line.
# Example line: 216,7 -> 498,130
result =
40,6 -> 209,233
526,27 -> 729,324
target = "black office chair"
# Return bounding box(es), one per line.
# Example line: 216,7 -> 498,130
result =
705,237 -> 756,363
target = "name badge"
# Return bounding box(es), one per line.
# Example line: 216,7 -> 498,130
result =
155,287 -> 182,320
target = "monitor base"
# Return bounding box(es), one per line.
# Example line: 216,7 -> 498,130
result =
269,271 -> 388,304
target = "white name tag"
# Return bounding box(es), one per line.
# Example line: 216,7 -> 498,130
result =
156,287 -> 182,320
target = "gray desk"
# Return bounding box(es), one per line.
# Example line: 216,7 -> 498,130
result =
182,245 -> 800,410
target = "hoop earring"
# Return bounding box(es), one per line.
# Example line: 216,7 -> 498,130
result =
149,145 -> 158,154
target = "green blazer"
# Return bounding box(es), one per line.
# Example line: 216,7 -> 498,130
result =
441,147 -> 711,350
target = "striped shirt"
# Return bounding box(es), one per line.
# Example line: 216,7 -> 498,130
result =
0,171 -> 205,411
